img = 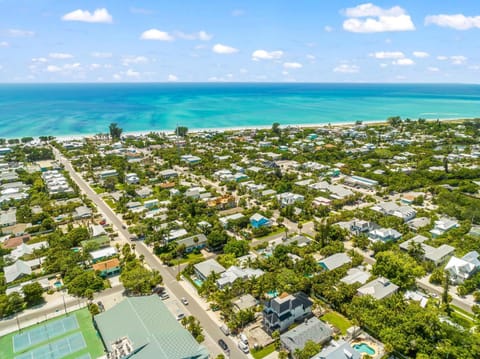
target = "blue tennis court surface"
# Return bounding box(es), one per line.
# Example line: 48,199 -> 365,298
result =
13,316 -> 79,353
15,332 -> 86,359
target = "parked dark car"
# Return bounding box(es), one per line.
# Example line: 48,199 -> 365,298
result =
218,339 -> 228,351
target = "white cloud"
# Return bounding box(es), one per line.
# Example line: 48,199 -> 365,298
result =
126,69 -> 140,77
428,67 -> 440,72
333,64 -> 359,73
342,3 -> 415,33
62,8 -> 112,23
283,62 -> 303,69
91,52 -> 112,58
344,3 -> 406,17
380,63 -> 388,68
49,52 -> 74,59
451,55 -> 467,65
0,41 -> 9,47
251,49 -> 283,61
175,30 -> 212,41
425,14 -> 480,30
46,65 -> 61,73
113,73 -> 122,80
239,68 -> 248,74
140,29 -> 174,41
437,55 -> 448,61
89,64 -> 101,70
63,63 -> 81,70
370,51 -> 404,59
212,43 -> 238,54
32,57 -> 48,63
306,54 -> 316,61
7,29 -> 35,37
168,74 -> 178,82
469,65 -> 480,71
413,51 -> 429,58
393,58 -> 415,66
324,25 -> 334,32
122,56 -> 148,66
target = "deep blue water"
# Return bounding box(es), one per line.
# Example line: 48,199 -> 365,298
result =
0,83 -> 479,137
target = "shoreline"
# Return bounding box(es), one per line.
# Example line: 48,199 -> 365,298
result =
3,117 -> 475,142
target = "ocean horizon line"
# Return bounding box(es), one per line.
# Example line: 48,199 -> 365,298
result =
1,81 -> 480,85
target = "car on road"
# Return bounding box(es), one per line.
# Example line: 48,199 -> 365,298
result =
181,297 -> 189,305
218,339 -> 228,351
220,324 -> 230,335
176,312 -> 185,321
160,292 -> 169,300
122,224 -> 126,229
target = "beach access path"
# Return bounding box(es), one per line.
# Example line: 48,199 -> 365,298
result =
51,147 -> 247,359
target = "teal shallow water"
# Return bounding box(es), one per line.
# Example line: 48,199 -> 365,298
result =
0,83 -> 479,137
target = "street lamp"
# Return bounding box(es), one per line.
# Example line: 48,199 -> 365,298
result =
62,290 -> 68,316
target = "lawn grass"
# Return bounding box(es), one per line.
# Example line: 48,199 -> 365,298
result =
251,342 -> 276,359
171,252 -> 205,265
450,311 -> 474,329
0,308 -> 105,359
321,311 -> 352,335
451,305 -> 475,318
92,186 -> 105,194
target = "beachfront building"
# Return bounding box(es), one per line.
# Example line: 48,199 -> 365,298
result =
94,295 -> 209,359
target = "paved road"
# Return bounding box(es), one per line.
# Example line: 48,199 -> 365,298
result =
54,148 -> 245,359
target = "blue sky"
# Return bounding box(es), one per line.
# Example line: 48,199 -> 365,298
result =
0,0 -> 479,82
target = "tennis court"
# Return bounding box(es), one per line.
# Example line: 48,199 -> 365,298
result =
15,332 -> 86,359
13,316 -> 79,353
75,354 -> 91,359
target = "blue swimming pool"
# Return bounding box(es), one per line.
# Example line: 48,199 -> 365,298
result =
194,279 -> 203,287
353,342 -> 376,355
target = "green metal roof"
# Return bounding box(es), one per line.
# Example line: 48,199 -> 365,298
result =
94,295 -> 209,359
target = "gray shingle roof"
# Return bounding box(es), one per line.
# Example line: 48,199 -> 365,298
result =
280,317 -> 332,353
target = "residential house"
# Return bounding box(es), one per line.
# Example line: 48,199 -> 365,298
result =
194,259 -> 226,281
344,175 -> 378,189
181,155 -> 201,165
430,218 -> 459,238
144,199 -> 159,209
312,340 -> 361,359
1,234 -> 31,249
73,206 -> 92,220
319,253 -> 351,271
371,202 -> 416,222
90,246 -> 117,263
233,294 -> 258,312
407,217 -> 430,232
341,267 -> 370,285
219,213 -> 245,229
263,292 -> 313,334
136,187 -> 153,198
90,224 -> 107,237
277,192 -> 305,207
125,173 -> 140,185
4,260 -> 32,283
216,266 -> 264,289
283,235 -> 311,247
357,277 -> 399,300
399,235 -> 454,265
7,241 -> 49,262
0,209 -> 16,227
445,251 -> 480,284
368,227 -> 402,242
176,234 -> 207,253
207,195 -> 236,210
159,169 -> 178,179
280,317 -> 332,354
92,258 -> 121,277
250,213 -> 272,229
98,169 -> 118,179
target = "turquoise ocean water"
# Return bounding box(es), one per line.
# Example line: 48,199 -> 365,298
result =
0,83 -> 479,137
